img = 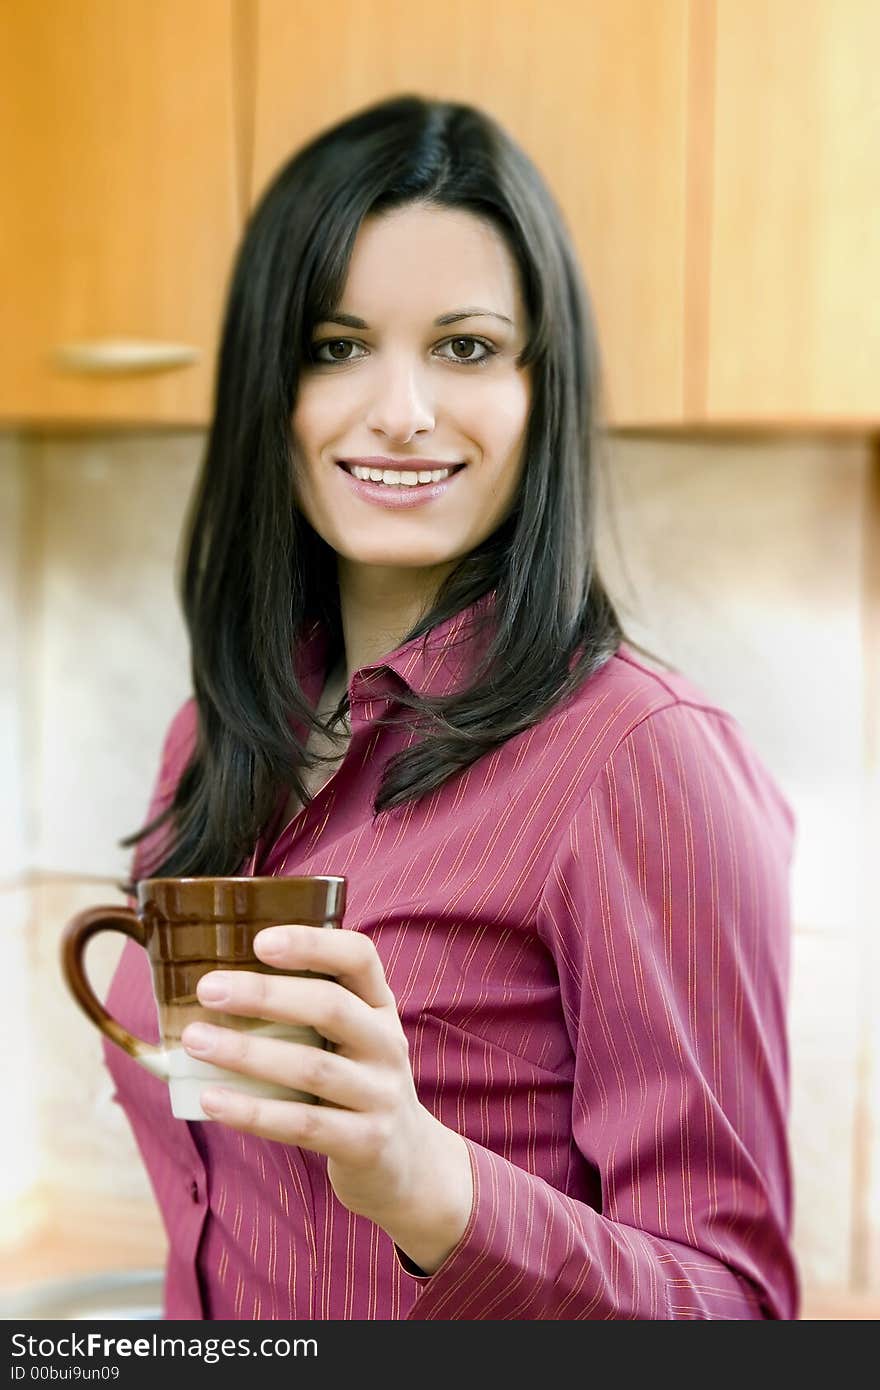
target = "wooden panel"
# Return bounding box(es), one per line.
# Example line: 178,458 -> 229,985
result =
251,0 -> 690,427
0,0 -> 240,427
707,0 -> 880,424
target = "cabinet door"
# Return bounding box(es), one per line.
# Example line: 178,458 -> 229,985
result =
0,0 -> 240,427
706,0 -> 880,425
250,0 -> 691,428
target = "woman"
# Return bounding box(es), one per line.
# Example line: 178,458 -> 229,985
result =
109,94 -> 799,1320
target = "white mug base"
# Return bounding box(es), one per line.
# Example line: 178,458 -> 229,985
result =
169,1071 -> 319,1121
155,1030 -> 325,1121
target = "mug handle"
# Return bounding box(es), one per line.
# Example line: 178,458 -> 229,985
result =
60,905 -> 169,1079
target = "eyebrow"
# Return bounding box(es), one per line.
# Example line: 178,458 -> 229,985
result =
314,307 -> 514,329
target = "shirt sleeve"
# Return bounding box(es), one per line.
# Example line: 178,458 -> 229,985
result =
399,701 -> 799,1320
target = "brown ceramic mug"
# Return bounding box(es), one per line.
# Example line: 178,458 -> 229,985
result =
61,876 -> 347,1121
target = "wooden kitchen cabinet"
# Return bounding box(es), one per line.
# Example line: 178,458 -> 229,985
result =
0,0 -> 240,428
249,0 -> 692,429
700,0 -> 880,427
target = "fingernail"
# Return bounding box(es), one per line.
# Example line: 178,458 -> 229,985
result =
200,1088 -> 226,1113
255,927 -> 286,958
182,1024 -> 213,1055
198,975 -> 229,1003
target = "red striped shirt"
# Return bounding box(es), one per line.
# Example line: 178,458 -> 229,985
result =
103,594 -> 798,1319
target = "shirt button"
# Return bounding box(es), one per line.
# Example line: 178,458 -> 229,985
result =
189,1179 -> 200,1203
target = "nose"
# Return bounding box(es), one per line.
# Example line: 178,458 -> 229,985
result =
364,356 -> 435,441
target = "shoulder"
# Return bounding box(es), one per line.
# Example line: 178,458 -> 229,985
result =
155,695 -> 199,797
559,642 -> 796,846
129,697 -> 198,882
556,639 -> 733,759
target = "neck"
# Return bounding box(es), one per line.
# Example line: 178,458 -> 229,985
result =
335,558 -> 457,686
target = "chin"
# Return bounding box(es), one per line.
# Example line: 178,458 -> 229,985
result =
351,550 -> 458,569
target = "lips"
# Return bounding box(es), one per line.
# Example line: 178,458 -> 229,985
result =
335,460 -> 466,509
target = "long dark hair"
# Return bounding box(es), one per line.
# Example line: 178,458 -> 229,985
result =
119,93 -> 670,891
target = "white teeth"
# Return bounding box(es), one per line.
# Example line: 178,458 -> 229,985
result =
348,464 -> 454,486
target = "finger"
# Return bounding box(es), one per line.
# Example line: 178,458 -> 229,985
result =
199,1085 -> 387,1161
254,925 -> 396,1010
195,969 -> 377,1053
181,1023 -> 382,1112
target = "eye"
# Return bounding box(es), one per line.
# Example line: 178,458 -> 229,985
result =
308,335 -> 498,368
309,338 -> 366,365
435,336 -> 497,366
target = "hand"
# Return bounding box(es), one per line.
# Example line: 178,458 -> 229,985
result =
180,924 -> 473,1272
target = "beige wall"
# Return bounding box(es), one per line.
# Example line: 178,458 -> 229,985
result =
1,427 -> 877,1312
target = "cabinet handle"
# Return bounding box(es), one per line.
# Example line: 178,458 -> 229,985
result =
52,338 -> 200,374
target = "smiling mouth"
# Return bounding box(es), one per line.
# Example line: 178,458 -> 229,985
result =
337,462 -> 466,487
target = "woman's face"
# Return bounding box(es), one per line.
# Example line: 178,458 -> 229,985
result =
291,203 -> 532,585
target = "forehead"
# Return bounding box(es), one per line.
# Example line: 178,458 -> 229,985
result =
335,204 -> 523,321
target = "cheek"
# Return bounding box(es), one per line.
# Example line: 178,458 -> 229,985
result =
291,384 -> 329,448
473,374 -> 530,445
476,380 -> 531,487
481,379 -> 530,506
290,388 -> 336,504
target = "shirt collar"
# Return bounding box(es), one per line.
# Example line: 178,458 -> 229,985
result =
295,589 -> 498,703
